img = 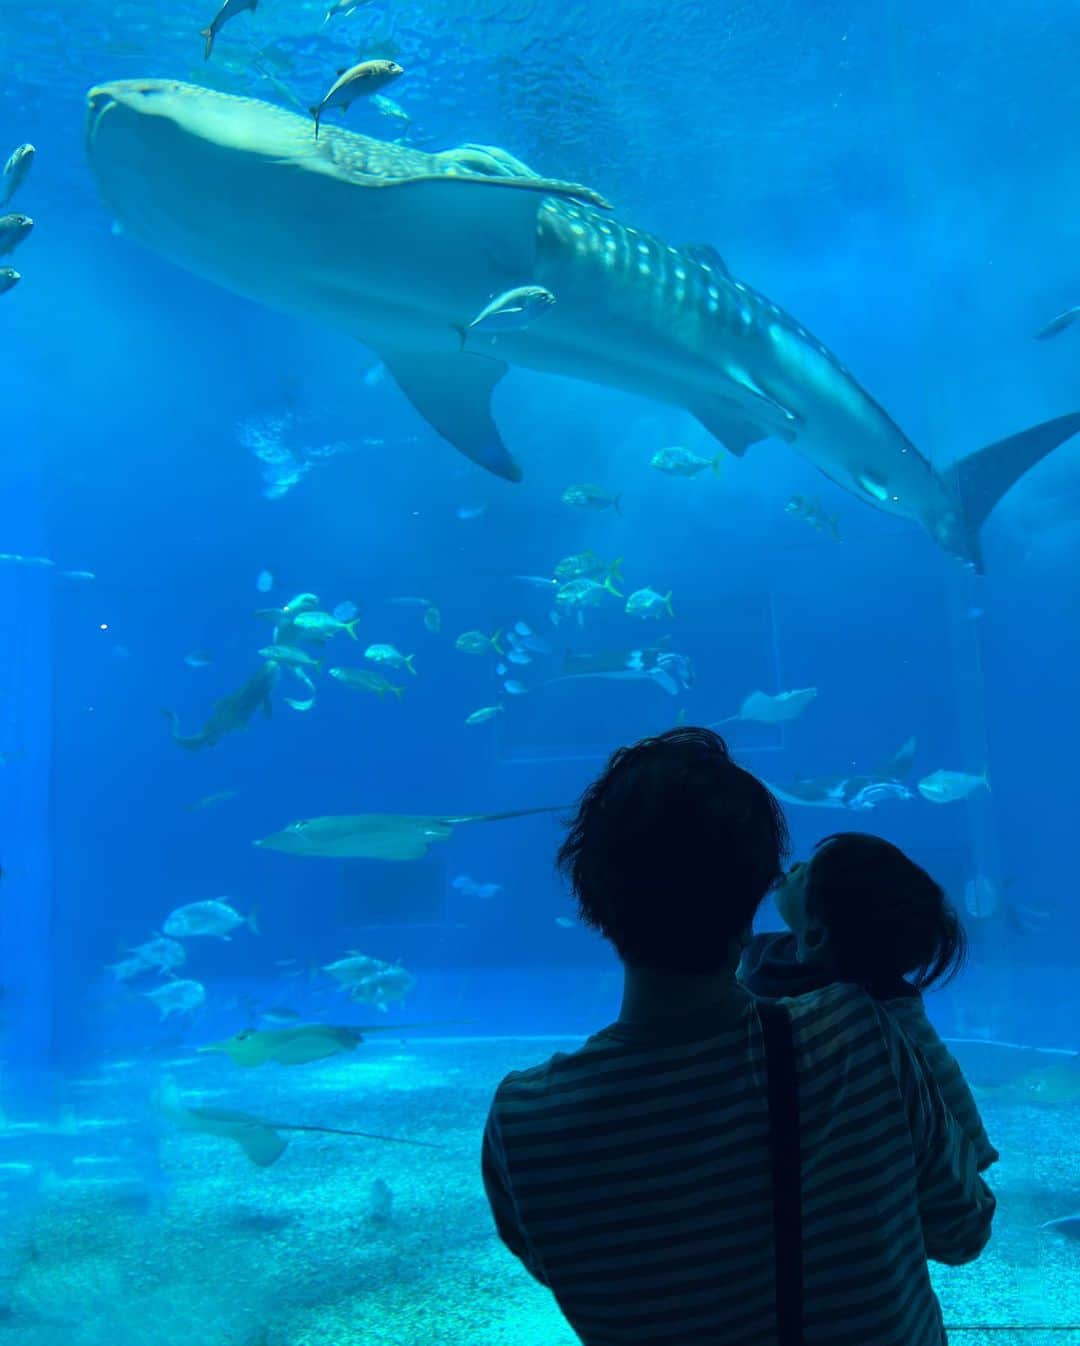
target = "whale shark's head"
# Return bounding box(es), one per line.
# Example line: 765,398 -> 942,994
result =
87,83 -> 177,234
87,80 -> 241,210
87,81 -> 260,256
85,80 -> 332,290
86,78 -> 304,174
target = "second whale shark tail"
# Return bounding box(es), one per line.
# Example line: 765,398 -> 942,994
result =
949,411 -> 1080,570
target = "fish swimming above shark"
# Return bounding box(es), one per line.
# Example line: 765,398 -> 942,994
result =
84,81 -> 1080,568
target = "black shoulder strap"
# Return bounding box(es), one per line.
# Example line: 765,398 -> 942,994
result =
758,999 -> 804,1346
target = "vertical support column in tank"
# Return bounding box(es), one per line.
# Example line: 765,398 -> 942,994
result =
942,560 -> 1013,1040
0,477 -> 55,1112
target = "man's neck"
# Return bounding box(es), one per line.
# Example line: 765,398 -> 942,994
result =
617,960 -> 743,1025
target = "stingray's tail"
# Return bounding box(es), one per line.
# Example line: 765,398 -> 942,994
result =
270,1122 -> 443,1148
952,412 -> 1080,570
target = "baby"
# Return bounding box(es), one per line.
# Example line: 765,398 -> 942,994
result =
740,830 -> 998,1171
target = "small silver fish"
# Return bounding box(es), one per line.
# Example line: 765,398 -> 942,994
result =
555,576 -> 622,613
625,587 -> 674,620
185,789 -> 238,812
108,955 -> 152,983
650,445 -> 722,478
455,630 -> 503,656
561,483 -> 622,514
199,0 -> 258,60
785,495 -> 841,542
1,145 -> 34,208
554,550 -> 618,583
1035,306 -> 1080,341
310,60 -> 405,138
285,665 -> 318,711
258,644 -> 321,670
459,286 -> 556,346
373,95 -> 410,124
510,622 -> 551,655
0,268 -> 19,295
323,0 -> 369,22
916,768 -> 990,804
144,978 -> 206,1020
324,953 -> 386,985
365,644 -> 416,675
465,705 -> 503,726
0,214 -> 33,258
292,610 -> 359,642
163,900 -> 258,940
129,935 -> 186,973
329,667 -> 403,698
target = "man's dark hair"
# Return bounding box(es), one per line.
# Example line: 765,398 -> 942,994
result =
557,727 -> 790,973
807,832 -> 967,991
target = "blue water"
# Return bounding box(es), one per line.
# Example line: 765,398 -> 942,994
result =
1,0 -> 1079,1338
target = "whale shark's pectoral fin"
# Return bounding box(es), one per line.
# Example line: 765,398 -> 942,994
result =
381,349 -> 522,481
692,406 -> 770,457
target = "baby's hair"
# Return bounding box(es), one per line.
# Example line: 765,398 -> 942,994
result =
806,833 -> 966,991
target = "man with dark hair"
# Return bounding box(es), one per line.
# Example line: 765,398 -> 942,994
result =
482,727 -> 994,1345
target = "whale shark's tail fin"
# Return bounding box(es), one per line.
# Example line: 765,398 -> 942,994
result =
953,412 -> 1080,567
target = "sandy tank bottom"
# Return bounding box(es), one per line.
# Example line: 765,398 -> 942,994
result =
0,1037 -> 1076,1345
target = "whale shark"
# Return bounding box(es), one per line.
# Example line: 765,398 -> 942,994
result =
85,80 -> 1080,567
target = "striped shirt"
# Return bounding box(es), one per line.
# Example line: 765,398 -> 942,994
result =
482,983 -> 995,1346
883,996 -> 998,1172
739,932 -> 998,1172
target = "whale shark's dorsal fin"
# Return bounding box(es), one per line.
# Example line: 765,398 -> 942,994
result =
681,243 -> 730,276
381,349 -> 522,481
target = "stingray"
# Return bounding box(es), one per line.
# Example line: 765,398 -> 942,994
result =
202,1021 -> 461,1066
171,1104 -> 444,1167
713,687 -> 818,727
1043,1214 -> 1080,1241
253,803 -> 567,859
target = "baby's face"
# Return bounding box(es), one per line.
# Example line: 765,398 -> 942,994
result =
773,856 -> 832,964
